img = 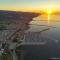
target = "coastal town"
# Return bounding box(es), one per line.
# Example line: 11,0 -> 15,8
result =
0,10 -> 39,60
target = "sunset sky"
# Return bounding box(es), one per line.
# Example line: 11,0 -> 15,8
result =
0,0 -> 60,12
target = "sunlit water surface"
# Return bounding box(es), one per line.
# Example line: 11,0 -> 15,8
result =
27,15 -> 60,40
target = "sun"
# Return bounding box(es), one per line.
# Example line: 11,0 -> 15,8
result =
45,8 -> 53,14
43,8 -> 53,24
46,9 -> 53,24
47,9 -> 52,14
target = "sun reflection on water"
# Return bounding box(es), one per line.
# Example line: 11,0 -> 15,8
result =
47,9 -> 53,25
48,14 -> 50,25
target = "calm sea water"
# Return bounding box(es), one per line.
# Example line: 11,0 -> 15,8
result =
24,15 -> 60,60
27,15 -> 60,41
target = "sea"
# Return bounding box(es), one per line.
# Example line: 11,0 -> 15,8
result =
23,14 -> 60,60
